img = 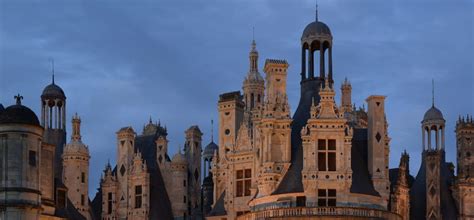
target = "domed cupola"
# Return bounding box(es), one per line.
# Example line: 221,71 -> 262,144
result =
172,149 -> 188,165
299,4 -> 333,83
41,75 -> 66,130
421,82 -> 446,151
0,94 -> 40,126
203,141 -> 218,161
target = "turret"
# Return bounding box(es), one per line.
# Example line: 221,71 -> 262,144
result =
218,91 -> 244,158
115,126 -> 136,218
185,125 -> 203,217
391,151 -> 410,220
170,149 -> 189,219
0,95 -> 43,219
340,78 -> 352,113
243,39 -> 265,112
62,113 -> 91,219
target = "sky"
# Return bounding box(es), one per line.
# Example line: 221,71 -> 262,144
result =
0,0 -> 473,198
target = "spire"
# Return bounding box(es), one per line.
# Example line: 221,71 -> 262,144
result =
432,79 -> 435,107
149,116 -> 152,124
315,0 -> 319,21
50,58 -> 55,85
71,113 -> 82,141
211,119 -> 214,142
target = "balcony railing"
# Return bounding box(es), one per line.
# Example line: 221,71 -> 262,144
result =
236,206 -> 402,220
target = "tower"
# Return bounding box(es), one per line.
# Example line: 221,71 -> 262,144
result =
366,95 -> 390,204
217,91 -> 244,158
340,78 -> 352,113
41,76 -> 67,179
391,151 -> 410,220
242,38 -> 265,112
421,103 -> 445,220
115,126 -> 136,218
185,125 -> 203,218
454,115 -> 474,218
170,149 -> 189,219
0,95 -> 43,219
62,113 -> 90,219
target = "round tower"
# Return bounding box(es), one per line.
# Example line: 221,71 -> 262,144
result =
62,113 -> 90,219
0,95 -> 43,219
170,149 -> 189,219
421,105 -> 445,151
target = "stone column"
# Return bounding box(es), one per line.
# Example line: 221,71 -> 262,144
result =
422,127 -> 426,150
435,127 -> 439,150
428,128 -> 431,150
441,127 -> 445,149
301,46 -> 306,80
320,42 -> 325,78
63,102 -> 66,130
328,45 -> 333,81
309,46 -> 314,79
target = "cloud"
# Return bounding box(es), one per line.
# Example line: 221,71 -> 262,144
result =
1,0 -> 473,198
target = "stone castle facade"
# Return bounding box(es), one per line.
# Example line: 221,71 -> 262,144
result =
0,7 -> 473,220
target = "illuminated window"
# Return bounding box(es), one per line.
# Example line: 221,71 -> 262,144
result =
135,185 -> 142,208
236,169 -> 251,197
318,139 -> 336,171
318,189 -> 336,207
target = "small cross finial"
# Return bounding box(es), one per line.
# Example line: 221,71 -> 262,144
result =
432,79 -> 435,107
14,94 -> 23,105
315,0 -> 319,21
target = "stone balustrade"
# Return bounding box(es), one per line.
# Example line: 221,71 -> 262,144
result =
236,206 -> 402,220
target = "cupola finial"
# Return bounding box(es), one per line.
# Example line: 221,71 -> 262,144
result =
315,0 -> 319,21
432,79 -> 435,107
50,58 -> 55,85
211,119 -> 214,142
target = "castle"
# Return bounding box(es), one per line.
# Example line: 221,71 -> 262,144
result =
0,7 -> 473,220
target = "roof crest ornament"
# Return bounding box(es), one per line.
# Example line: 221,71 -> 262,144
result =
49,58 -> 55,85
14,94 -> 23,105
211,119 -> 214,142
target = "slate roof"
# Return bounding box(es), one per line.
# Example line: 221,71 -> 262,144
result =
409,151 -> 457,220
273,79 -> 378,197
90,126 -> 174,220
302,21 -> 332,38
42,83 -> 66,99
0,103 -> 40,126
207,191 -> 226,216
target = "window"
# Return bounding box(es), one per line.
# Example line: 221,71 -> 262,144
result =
135,185 -> 142,208
236,169 -> 251,197
183,196 -> 186,203
81,172 -> 85,183
107,192 -> 113,214
29,150 -> 36,167
183,179 -> 186,187
57,190 -> 66,209
318,139 -> 336,171
318,189 -> 336,207
81,194 -> 85,206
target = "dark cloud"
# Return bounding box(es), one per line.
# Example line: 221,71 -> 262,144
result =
1,0 -> 473,198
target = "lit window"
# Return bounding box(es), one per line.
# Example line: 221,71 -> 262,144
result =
318,189 -> 336,207
318,139 -> 336,171
135,185 -> 142,208
236,169 -> 251,197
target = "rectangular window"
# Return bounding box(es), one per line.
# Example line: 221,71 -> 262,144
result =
81,172 -> 85,183
29,150 -> 36,167
318,139 -> 336,171
183,196 -> 186,203
318,189 -> 336,207
236,169 -> 251,197
58,190 -> 66,209
135,185 -> 142,208
183,179 -> 186,187
107,192 -> 113,214
81,194 -> 85,206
